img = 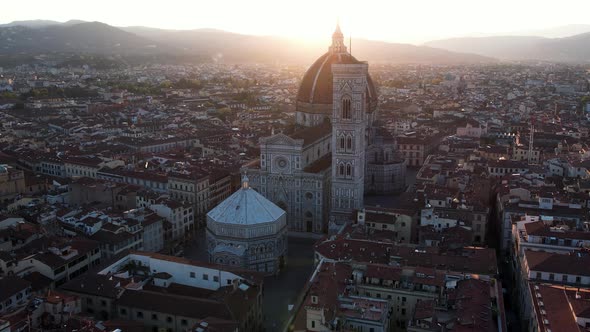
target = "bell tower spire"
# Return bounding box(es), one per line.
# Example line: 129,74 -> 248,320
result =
329,20 -> 347,54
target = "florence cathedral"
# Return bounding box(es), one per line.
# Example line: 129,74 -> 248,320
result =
242,24 -> 407,233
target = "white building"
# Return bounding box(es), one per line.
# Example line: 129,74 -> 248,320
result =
99,251 -> 259,292
206,177 -> 288,274
142,197 -> 193,241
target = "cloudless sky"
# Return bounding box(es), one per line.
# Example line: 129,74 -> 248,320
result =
4,0 -> 590,43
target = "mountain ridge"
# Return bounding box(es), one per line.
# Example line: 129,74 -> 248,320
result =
0,21 -> 494,64
425,34 -> 590,63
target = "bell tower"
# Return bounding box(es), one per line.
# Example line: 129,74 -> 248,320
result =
330,58 -> 369,223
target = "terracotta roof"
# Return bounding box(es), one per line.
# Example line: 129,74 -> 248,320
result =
0,276 -> 31,302
22,272 -> 52,292
303,153 -> 332,173
451,279 -> 495,332
365,264 -> 402,280
524,250 -> 590,276
530,284 -> 584,332
296,51 -> 377,108
290,121 -> 331,147
524,221 -> 590,241
117,289 -> 233,320
316,237 -> 498,275
60,274 -> 125,299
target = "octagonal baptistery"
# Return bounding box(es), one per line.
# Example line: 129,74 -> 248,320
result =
206,177 -> 287,274
296,23 -> 378,127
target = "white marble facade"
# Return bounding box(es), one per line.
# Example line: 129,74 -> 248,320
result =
206,178 -> 288,274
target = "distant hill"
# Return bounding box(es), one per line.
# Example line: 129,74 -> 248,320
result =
0,20 -> 62,28
425,33 -> 590,63
348,38 -> 494,65
0,19 -> 86,28
511,24 -> 590,38
0,21 -> 494,64
122,25 -> 495,64
0,22 -> 165,54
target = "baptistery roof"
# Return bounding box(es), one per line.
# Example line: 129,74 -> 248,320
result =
207,177 -> 285,225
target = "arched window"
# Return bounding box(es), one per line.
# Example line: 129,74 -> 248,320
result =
346,136 -> 353,151
342,97 -> 351,119
339,136 -> 345,150
339,164 -> 345,176
346,164 -> 352,177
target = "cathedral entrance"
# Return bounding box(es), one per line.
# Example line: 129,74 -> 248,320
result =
279,255 -> 285,271
305,211 -> 313,232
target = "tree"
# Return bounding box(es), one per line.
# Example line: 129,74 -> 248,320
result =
172,78 -> 202,90
0,92 -> 18,100
216,108 -> 233,122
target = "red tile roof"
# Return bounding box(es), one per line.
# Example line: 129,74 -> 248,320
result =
296,52 -> 377,107
530,284 -> 586,332
524,250 -> 590,276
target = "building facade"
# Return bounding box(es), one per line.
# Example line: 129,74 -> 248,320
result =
168,171 -> 210,227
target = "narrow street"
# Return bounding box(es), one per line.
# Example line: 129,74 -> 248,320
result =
262,236 -> 316,331
183,230 -> 317,331
183,227 -> 208,261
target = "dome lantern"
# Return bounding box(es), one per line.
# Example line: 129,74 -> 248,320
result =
295,24 -> 378,126
330,21 -> 347,54
242,174 -> 249,189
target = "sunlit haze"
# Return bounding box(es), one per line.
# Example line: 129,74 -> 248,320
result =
4,0 -> 590,44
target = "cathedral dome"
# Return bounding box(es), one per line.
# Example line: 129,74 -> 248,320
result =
296,24 -> 377,115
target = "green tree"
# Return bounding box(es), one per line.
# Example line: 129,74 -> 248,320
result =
0,92 -> 18,100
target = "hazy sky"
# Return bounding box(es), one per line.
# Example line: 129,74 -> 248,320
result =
4,0 -> 590,43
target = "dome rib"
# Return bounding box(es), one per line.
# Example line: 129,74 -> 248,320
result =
309,53 -> 333,104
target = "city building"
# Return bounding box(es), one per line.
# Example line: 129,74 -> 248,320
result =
527,284 -> 590,332
60,251 -> 264,331
0,165 -> 25,204
206,176 -> 288,274
0,276 -> 32,315
168,170 -> 210,227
